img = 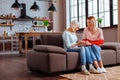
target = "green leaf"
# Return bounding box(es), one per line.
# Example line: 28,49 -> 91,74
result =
43,20 -> 49,26
97,18 -> 103,24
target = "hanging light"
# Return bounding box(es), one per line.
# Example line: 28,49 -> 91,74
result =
30,1 -> 40,11
11,0 -> 22,10
48,3 -> 57,12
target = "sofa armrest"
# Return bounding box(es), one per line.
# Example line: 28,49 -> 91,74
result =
33,45 -> 66,54
100,42 -> 120,51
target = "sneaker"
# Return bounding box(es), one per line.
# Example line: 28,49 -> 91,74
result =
96,67 -> 102,73
89,68 -> 101,74
81,69 -> 90,75
101,67 -> 107,73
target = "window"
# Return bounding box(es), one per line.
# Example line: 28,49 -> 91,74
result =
79,1 -> 86,28
69,0 -> 118,28
98,0 -> 110,27
113,0 -> 118,25
70,0 -> 78,21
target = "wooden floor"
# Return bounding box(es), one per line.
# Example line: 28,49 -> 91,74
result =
1,54 -> 120,80
0,54 -> 65,80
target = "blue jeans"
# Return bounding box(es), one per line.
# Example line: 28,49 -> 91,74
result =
67,46 -> 93,65
87,45 -> 102,61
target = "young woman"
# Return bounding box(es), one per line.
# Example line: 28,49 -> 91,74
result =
82,16 -> 106,73
62,20 -> 98,75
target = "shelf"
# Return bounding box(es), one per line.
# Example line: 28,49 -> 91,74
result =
34,19 -> 43,21
32,25 -> 44,27
0,17 -> 16,19
0,24 -> 14,26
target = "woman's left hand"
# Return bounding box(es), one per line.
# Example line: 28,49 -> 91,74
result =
85,41 -> 91,45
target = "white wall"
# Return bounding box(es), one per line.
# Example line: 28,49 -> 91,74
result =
118,0 -> 120,42
0,0 -> 49,18
0,0 -> 49,35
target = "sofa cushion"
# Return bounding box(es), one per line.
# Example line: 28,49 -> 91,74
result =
40,33 -> 63,48
33,45 -> 66,54
101,42 -> 120,51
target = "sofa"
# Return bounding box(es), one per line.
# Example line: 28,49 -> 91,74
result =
27,33 -> 120,73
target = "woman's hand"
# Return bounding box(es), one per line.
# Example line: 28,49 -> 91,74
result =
85,41 -> 91,45
71,43 -> 78,48
78,40 -> 91,46
77,41 -> 86,46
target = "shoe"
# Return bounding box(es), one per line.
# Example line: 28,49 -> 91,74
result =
96,67 -> 102,73
81,69 -> 90,75
101,67 -> 107,73
89,68 -> 101,74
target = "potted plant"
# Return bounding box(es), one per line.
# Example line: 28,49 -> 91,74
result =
43,20 -> 49,27
42,17 -> 52,32
97,17 -> 103,27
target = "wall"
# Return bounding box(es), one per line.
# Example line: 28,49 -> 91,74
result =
0,0 -> 71,33
53,0 -> 119,42
0,0 -> 49,35
0,0 -> 119,41
0,0 -> 49,18
102,27 -> 117,42
118,0 -> 120,42
52,0 -> 118,42
52,0 -> 66,32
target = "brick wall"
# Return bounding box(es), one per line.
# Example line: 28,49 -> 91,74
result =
0,0 -> 49,35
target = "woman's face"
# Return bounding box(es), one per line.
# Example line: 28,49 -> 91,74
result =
87,19 -> 96,29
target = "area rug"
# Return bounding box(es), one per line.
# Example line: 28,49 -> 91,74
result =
60,66 -> 120,80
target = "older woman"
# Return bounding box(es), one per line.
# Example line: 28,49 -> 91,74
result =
62,20 -> 97,75
82,16 -> 106,73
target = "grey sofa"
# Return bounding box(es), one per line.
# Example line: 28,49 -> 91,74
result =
27,33 -> 120,73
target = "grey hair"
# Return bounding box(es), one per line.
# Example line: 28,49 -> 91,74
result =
70,20 -> 80,28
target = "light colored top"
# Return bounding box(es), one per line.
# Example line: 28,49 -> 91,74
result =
82,27 -> 104,46
62,30 -> 78,50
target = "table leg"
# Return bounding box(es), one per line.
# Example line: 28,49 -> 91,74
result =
18,35 -> 22,54
25,34 -> 28,56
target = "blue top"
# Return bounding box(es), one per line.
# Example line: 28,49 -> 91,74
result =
62,30 -> 78,50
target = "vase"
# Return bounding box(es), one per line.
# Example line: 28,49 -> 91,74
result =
45,26 -> 48,32
99,23 -> 102,27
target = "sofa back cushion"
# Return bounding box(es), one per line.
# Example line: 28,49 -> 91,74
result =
41,33 -> 63,48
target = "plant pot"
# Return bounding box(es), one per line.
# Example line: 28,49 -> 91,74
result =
45,26 -> 48,32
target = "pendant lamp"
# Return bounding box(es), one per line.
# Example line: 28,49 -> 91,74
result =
30,1 -> 40,11
48,3 -> 57,12
11,0 -> 22,10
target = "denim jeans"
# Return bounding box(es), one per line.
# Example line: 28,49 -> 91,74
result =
67,46 -> 93,65
87,45 -> 102,61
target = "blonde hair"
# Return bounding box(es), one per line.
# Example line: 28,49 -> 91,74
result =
87,16 -> 97,27
70,20 -> 80,28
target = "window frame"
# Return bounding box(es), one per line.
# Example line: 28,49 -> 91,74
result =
69,0 -> 118,28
